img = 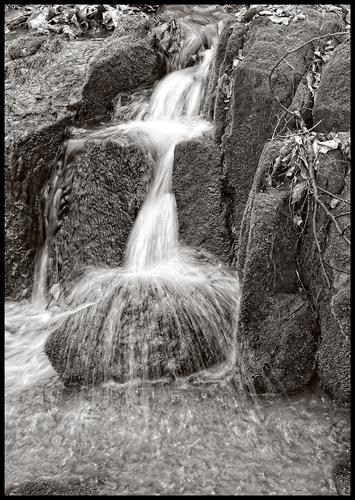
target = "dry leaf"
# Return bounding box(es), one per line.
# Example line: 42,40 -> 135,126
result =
269,15 -> 289,25
330,198 -> 340,209
294,136 -> 303,145
291,180 -> 308,203
317,139 -> 339,153
293,13 -> 306,21
293,214 -> 303,227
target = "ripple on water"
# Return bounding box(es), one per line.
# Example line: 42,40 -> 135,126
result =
5,379 -> 350,495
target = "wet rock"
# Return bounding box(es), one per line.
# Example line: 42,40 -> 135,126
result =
313,39 -> 350,133
299,149 -> 350,406
44,264 -> 236,386
48,139 -> 152,289
333,463 -> 351,496
5,479 -> 97,496
79,36 -> 163,121
173,138 -> 231,262
237,142 -> 318,393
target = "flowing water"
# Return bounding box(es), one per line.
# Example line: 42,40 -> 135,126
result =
5,10 -> 350,495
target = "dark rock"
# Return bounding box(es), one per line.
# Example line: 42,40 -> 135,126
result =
313,39 -> 350,133
47,139 -> 152,289
5,479 -> 97,496
173,138 -> 231,262
5,118 -> 73,299
333,463 -> 351,496
298,149 -> 350,406
7,34 -> 46,60
44,263 -> 236,386
79,36 -> 162,121
218,8 -> 342,257
237,141 -> 318,393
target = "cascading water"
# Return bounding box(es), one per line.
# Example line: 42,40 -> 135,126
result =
5,9 -> 350,495
6,34 -> 240,392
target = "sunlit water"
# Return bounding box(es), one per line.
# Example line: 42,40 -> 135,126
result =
5,8 -> 350,495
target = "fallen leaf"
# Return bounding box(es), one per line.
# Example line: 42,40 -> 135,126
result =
269,15 -> 289,25
318,139 -> 339,153
291,180 -> 308,203
293,13 -> 306,21
294,136 -> 303,145
293,214 -> 303,227
330,198 -> 340,208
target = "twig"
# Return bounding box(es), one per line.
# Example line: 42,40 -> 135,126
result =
296,120 -> 322,135
323,261 -> 350,274
315,196 -> 351,245
317,186 -> 351,206
334,211 -> 350,219
312,195 -> 331,288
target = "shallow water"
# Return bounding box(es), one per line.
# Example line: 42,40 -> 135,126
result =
5,377 -> 349,495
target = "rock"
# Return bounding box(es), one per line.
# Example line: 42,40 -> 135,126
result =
298,149 -> 350,406
5,479 -> 97,496
313,39 -> 350,133
173,138 -> 231,262
44,260 -> 237,386
333,463 -> 351,496
47,139 -> 152,289
237,142 -> 318,393
7,34 -> 46,60
79,36 -> 163,121
216,8 -> 343,256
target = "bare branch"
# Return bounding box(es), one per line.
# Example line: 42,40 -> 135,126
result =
317,186 -> 351,206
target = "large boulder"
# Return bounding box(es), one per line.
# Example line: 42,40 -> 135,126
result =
46,139 -> 152,290
173,138 -> 231,262
313,39 -> 350,133
44,258 -> 238,386
236,142 -> 318,392
78,35 -> 163,121
299,149 -> 350,406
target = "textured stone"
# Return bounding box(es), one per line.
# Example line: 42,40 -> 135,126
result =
6,479 -> 97,496
298,149 -> 350,406
218,9 -> 342,257
313,40 -> 350,133
173,138 -> 231,262
47,139 -> 152,289
79,36 -> 162,120
237,141 -> 318,393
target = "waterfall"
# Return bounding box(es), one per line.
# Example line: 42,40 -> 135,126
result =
6,27 -> 240,392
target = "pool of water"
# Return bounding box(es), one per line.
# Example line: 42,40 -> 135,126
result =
5,377 -> 350,495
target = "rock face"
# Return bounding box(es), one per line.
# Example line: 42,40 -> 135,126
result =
79,36 -> 162,121
47,139 -> 152,289
219,9 -> 342,258
299,150 -> 350,406
236,142 -> 318,392
173,138 -> 231,262
313,39 -> 350,133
